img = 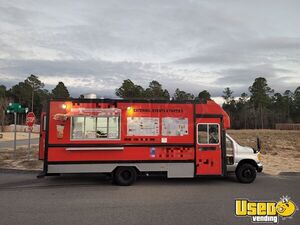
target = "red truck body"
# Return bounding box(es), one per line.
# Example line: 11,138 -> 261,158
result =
39,98 -> 230,179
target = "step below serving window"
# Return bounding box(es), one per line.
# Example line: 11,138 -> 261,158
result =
71,116 -> 120,140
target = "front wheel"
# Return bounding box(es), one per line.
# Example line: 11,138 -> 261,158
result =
235,163 -> 257,183
113,167 -> 137,186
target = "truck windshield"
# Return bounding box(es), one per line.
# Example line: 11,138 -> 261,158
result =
226,134 -> 241,146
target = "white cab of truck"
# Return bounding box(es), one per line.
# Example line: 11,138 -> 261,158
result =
226,134 -> 263,183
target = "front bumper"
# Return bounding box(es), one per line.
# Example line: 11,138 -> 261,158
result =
257,163 -> 263,173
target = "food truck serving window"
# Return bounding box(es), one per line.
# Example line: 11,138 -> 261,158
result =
71,116 -> 120,140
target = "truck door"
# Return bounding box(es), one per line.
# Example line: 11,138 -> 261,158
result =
195,117 -> 224,175
39,112 -> 46,160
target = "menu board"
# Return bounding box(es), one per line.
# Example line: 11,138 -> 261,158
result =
162,117 -> 188,136
127,117 -> 159,136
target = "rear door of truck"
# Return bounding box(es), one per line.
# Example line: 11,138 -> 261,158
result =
39,112 -> 46,160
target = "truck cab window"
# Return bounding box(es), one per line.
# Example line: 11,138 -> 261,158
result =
226,137 -> 234,165
226,137 -> 234,156
197,124 -> 219,144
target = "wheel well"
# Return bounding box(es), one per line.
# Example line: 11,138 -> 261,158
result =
112,166 -> 140,174
237,159 -> 258,171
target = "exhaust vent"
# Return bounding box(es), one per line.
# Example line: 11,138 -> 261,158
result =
83,93 -> 97,99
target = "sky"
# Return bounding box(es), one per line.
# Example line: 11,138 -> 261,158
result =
0,0 -> 299,100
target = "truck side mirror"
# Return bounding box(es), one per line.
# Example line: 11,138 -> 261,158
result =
256,137 -> 261,152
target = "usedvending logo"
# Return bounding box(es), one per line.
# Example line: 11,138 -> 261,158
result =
235,196 -> 298,223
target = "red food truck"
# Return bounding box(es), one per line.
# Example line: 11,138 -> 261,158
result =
38,97 -> 262,185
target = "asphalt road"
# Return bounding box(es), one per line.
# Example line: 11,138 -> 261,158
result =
0,138 -> 39,148
0,171 -> 299,225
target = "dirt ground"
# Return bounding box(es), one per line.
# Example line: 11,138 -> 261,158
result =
0,130 -> 299,175
227,129 -> 300,175
0,145 -> 42,170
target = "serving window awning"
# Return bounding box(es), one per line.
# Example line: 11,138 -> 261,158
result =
53,108 -> 121,121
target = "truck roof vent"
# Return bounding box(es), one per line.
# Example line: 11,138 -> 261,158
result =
83,93 -> 97,99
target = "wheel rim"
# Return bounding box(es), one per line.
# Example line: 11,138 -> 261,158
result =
242,169 -> 253,178
121,170 -> 131,180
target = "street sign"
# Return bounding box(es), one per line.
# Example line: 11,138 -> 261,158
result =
5,102 -> 29,159
6,103 -> 28,114
26,112 -> 36,160
26,112 -> 36,128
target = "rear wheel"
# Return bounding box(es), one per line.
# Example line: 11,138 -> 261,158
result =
235,163 -> 257,183
113,167 -> 137,186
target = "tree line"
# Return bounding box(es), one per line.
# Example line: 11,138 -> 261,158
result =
0,74 -> 70,125
222,78 -> 300,129
115,78 -> 300,129
115,79 -> 211,101
0,75 -> 299,129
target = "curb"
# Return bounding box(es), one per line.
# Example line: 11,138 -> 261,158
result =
259,172 -> 300,176
0,168 -> 299,176
259,172 -> 272,176
0,168 -> 42,174
278,172 -> 300,176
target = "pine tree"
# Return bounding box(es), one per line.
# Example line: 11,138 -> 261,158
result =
249,77 -> 273,129
144,80 -> 170,100
197,90 -> 211,101
115,79 -> 144,99
173,88 -> 194,101
52,82 -> 70,99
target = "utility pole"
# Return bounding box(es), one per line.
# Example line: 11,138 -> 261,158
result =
13,112 -> 17,158
6,103 -> 28,159
26,112 -> 35,160
31,89 -> 34,112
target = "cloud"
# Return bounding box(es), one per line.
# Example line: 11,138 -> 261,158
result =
214,64 -> 296,94
0,0 -> 299,98
173,37 -> 300,67
0,59 -> 162,96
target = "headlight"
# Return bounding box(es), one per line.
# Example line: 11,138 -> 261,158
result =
257,153 -> 262,162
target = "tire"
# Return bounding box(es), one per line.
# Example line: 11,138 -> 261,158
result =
235,163 -> 257,183
113,167 -> 137,186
